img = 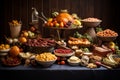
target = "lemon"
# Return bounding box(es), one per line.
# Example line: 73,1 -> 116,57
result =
109,42 -> 115,49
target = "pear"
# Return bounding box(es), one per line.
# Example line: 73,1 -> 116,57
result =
23,31 -> 29,37
73,19 -> 81,26
109,42 -> 115,49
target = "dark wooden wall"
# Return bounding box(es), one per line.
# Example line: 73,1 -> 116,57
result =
0,0 -> 120,43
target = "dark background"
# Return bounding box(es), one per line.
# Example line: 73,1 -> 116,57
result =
0,1 -> 120,80
0,0 -> 120,44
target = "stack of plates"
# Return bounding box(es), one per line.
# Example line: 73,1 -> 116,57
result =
0,48 -> 10,56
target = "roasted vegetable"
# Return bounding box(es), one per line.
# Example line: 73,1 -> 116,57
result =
102,53 -> 118,67
107,53 -> 118,64
81,48 -> 90,52
103,58 -> 117,67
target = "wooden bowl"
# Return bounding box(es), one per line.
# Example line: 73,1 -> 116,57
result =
97,35 -> 118,41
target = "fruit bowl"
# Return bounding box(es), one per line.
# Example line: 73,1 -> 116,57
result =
0,48 -> 10,53
81,18 -> 102,27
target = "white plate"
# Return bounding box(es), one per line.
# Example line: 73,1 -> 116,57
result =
0,52 -> 8,56
54,49 -> 75,57
0,48 -> 10,52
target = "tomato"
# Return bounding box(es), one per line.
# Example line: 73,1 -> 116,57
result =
61,61 -> 65,65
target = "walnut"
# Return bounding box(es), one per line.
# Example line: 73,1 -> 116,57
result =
87,63 -> 97,68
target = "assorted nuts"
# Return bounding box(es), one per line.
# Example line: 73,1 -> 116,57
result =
97,29 -> 118,37
82,17 -> 101,22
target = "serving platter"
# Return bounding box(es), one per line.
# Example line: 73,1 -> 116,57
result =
54,49 -> 75,57
44,26 -> 82,30
1,57 -> 21,67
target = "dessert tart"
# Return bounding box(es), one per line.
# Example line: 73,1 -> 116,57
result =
54,48 -> 75,57
68,37 -> 91,47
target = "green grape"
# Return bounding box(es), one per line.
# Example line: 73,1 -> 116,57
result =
83,48 -> 90,52
83,33 -> 93,42
116,50 -> 120,55
73,31 -> 82,38
115,45 -> 119,50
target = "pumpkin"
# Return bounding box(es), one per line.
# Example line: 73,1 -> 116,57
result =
9,46 -> 20,57
56,10 -> 74,24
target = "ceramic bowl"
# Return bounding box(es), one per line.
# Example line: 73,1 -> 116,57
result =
81,19 -> 102,27
67,59 -> 81,66
36,59 -> 57,67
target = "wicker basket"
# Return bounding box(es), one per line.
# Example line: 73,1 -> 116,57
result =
97,36 -> 117,41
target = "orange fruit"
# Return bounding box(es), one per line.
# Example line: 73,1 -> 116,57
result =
50,23 -> 54,27
59,22 -> 64,28
9,46 -> 20,57
23,32 -> 28,37
19,37 -> 27,43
